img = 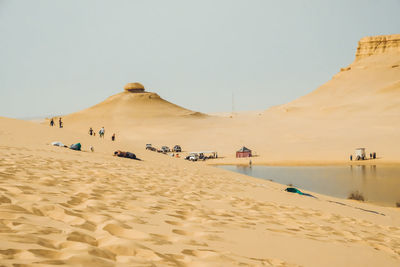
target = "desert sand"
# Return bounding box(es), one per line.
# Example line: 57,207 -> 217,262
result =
0,116 -> 400,266
0,34 -> 399,266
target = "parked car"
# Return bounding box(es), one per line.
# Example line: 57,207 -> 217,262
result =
185,155 -> 197,161
185,153 -> 198,161
145,144 -> 156,151
184,151 -> 216,161
161,146 -> 170,153
173,145 -> 182,152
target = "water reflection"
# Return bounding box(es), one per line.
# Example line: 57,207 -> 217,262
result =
219,165 -> 400,207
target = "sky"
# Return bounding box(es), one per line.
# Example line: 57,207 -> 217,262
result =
1,0 -> 399,118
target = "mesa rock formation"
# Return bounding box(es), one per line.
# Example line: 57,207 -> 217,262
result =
355,34 -> 400,60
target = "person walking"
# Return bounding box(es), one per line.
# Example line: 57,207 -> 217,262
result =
50,118 -> 54,127
99,127 -> 105,138
111,133 -> 115,141
89,127 -> 93,136
59,117 -> 63,128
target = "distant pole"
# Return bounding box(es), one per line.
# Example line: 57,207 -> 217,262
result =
232,91 -> 235,116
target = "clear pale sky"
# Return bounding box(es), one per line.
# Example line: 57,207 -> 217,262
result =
1,0 -> 399,118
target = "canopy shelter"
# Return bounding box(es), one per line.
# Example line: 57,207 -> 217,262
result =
236,146 -> 252,158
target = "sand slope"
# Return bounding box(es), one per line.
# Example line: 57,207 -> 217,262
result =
61,89 -> 209,146
1,116 -> 400,266
66,91 -> 203,120
273,35 -> 400,116
63,91 -> 205,138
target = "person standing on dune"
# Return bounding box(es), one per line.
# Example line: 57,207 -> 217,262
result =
99,127 -> 105,138
50,118 -> 54,127
59,117 -> 63,128
111,133 -> 115,141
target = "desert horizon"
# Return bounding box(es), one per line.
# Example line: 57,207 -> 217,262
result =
41,34 -> 398,166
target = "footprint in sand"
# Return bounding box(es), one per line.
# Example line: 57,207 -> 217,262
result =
0,249 -> 21,260
74,220 -> 97,232
67,231 -> 98,246
164,220 -> 183,226
28,249 -> 63,259
181,249 -> 218,258
103,224 -> 149,240
4,234 -> 57,249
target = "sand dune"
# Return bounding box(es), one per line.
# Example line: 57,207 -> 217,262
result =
274,36 -> 400,116
62,88 -> 208,144
1,116 -> 400,266
67,90 -> 203,120
64,88 -> 206,131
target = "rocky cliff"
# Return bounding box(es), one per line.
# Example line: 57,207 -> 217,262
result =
355,34 -> 400,60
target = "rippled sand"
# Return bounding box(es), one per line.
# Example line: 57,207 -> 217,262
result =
0,117 -> 399,266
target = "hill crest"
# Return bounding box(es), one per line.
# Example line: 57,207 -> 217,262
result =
269,34 -> 400,116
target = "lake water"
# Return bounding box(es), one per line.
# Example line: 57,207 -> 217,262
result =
219,165 -> 400,207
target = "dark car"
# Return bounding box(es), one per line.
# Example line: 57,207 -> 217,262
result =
145,144 -> 156,151
161,146 -> 170,153
173,145 -> 182,152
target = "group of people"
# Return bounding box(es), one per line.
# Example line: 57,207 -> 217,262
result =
88,127 -> 116,141
50,119 -> 116,141
49,119 -> 138,160
50,117 -> 63,128
350,152 -> 377,161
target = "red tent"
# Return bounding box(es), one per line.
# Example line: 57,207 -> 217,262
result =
236,146 -> 252,158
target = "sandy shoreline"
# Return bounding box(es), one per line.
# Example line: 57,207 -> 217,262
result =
211,160 -> 400,208
208,159 -> 400,167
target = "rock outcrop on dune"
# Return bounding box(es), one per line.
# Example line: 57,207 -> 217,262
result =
355,34 -> 400,60
123,82 -> 145,93
271,34 -> 400,116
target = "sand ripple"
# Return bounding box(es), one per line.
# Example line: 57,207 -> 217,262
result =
0,145 -> 399,266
